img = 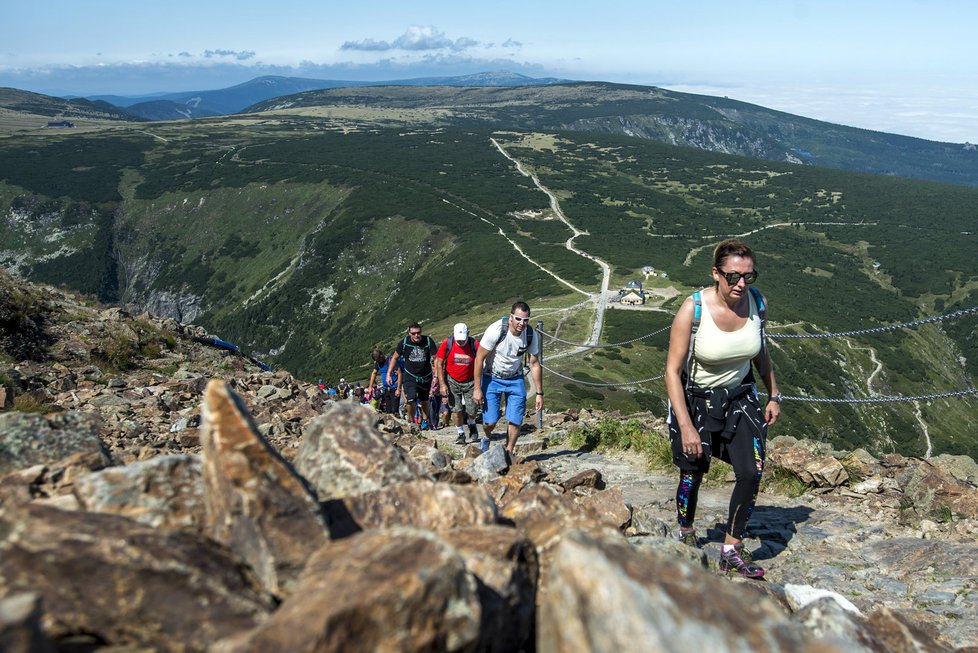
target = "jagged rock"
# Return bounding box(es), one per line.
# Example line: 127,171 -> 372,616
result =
466,444 -> 510,481
901,457 -> 978,519
73,454 -> 205,530
199,379 -> 329,597
0,465 -> 46,506
561,468 -> 606,491
406,443 -> 450,473
295,403 -> 422,500
0,411 -> 110,476
213,528 -> 481,653
864,608 -> 956,653
928,454 -> 978,486
441,525 -> 539,653
792,597 -> 954,652
322,478 -> 498,538
568,484 -> 632,531
627,533 -> 709,568
768,444 -> 849,487
784,584 -> 861,614
0,504 -> 275,651
537,529 -> 816,652
0,593 -> 57,653
625,505 -> 671,537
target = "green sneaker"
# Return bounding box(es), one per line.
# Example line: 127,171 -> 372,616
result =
719,544 -> 764,579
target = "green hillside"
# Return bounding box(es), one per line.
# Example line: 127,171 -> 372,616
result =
1,102 -> 977,459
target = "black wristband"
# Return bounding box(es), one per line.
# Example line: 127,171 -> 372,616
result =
536,392 -> 544,396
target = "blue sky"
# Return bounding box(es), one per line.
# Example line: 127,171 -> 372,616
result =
3,0 -> 976,143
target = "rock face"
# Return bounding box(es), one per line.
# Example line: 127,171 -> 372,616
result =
200,379 -> 329,597
214,528 -> 482,653
0,504 -> 275,652
0,411 -> 109,475
295,403 -> 423,499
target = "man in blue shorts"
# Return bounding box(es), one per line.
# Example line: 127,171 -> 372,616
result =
473,301 -> 543,457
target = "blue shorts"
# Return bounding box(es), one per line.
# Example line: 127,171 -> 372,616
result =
482,374 -> 527,426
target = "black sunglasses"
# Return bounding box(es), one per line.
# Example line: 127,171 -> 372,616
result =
716,268 -> 758,285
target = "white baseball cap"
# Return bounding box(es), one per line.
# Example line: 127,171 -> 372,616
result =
453,323 -> 468,341
340,378 -> 346,383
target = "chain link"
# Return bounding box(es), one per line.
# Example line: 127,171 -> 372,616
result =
770,388 -> 978,404
769,305 -> 978,339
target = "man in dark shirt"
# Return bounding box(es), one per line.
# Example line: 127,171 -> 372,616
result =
387,322 -> 437,430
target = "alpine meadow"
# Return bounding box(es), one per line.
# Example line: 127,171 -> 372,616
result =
2,81 -> 978,460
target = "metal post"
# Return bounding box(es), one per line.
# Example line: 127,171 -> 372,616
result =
536,320 -> 544,430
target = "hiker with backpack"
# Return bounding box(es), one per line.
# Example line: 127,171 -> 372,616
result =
435,322 -> 482,445
473,301 -> 543,458
387,322 -> 438,430
664,239 -> 781,579
368,348 -> 402,415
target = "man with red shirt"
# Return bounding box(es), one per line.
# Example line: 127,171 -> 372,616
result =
436,322 -> 481,444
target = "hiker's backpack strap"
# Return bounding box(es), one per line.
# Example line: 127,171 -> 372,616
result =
748,286 -> 767,351
683,291 -> 703,394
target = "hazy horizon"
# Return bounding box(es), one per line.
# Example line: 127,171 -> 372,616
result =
4,0 -> 976,143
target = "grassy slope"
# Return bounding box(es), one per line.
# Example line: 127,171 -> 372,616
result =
0,114 -> 977,457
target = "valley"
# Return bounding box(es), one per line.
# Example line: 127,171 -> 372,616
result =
1,85 -> 978,461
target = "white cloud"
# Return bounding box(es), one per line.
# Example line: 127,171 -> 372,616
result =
344,26 -> 480,54
203,49 -> 256,61
340,38 -> 392,52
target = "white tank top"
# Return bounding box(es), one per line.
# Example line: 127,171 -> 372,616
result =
689,290 -> 762,389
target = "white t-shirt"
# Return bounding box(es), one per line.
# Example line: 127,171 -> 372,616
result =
480,319 -> 540,379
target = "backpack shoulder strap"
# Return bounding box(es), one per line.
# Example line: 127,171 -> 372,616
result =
686,291 -> 702,377
749,286 -> 767,350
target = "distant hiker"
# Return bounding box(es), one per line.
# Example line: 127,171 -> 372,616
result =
473,302 -> 543,458
387,323 -> 438,430
353,382 -> 365,403
427,373 -> 444,429
436,322 -> 482,445
368,348 -> 402,415
318,378 -> 326,392
337,378 -> 351,400
664,238 -> 781,579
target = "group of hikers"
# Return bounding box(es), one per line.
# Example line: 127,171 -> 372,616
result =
328,239 -> 780,579
365,300 -> 543,457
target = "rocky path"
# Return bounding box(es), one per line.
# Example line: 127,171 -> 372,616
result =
423,423 -> 978,648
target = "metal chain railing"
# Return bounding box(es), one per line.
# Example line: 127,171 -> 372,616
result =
537,324 -> 671,348
768,305 -> 978,339
772,388 -> 978,404
542,363 -> 664,387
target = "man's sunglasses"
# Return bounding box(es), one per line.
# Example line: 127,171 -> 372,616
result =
408,331 -> 421,336
716,268 -> 758,285
510,315 -> 530,323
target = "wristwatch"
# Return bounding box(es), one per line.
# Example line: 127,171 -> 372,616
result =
769,392 -> 783,404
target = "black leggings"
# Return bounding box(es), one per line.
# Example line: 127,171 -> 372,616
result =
670,394 -> 766,540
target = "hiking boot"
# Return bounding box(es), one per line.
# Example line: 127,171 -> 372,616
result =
421,419 -> 429,431
677,530 -> 701,549
454,433 -> 466,444
719,544 -> 764,579
469,426 -> 480,442
480,437 -> 490,453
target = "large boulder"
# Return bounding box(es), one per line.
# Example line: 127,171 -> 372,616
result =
537,529 -> 815,652
441,525 -> 539,653
73,454 -> 205,530
213,528 -> 481,653
0,411 -> 109,476
199,379 -> 329,597
295,402 -> 422,500
0,504 -> 275,652
901,457 -> 978,519
322,478 -> 498,538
